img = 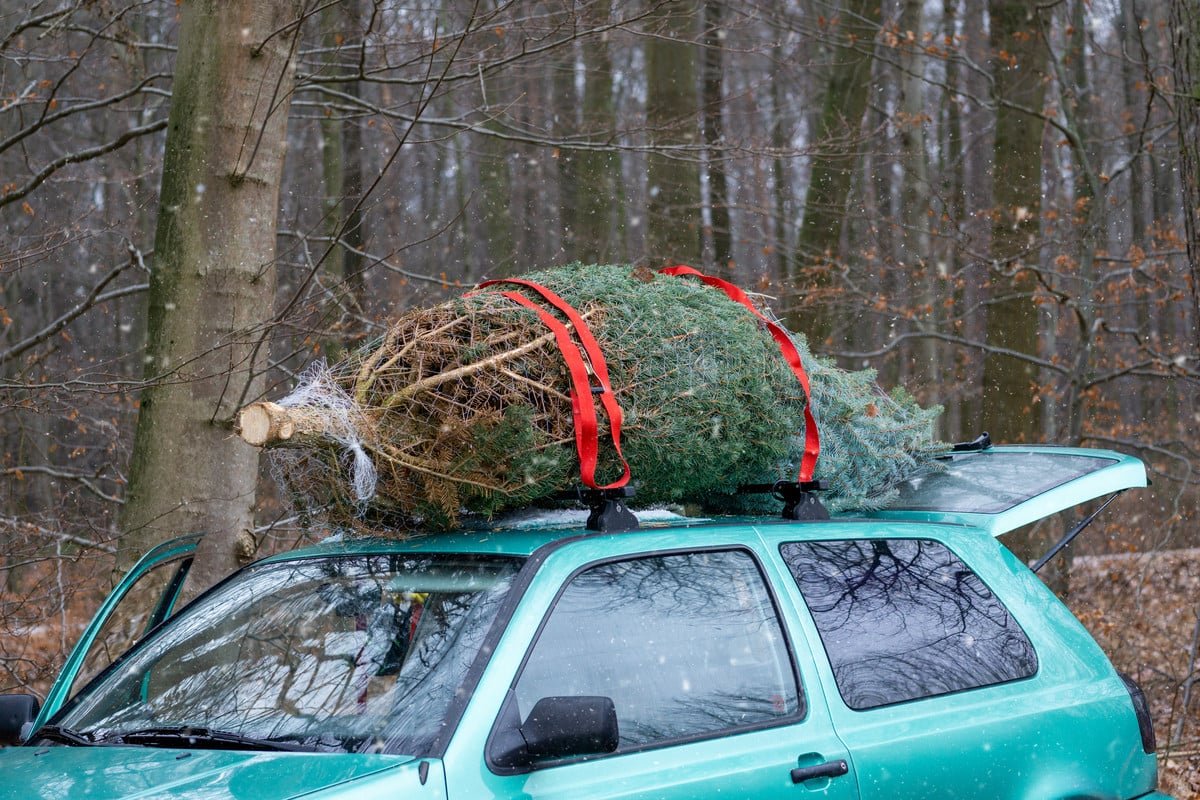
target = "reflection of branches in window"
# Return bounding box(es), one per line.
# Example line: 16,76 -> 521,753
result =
618,687 -> 795,747
514,549 -> 798,752
567,552 -> 772,630
782,539 -> 1036,709
788,540 -> 1007,636
65,555 -> 520,753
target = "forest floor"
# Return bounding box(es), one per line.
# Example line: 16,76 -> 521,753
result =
1070,548 -> 1200,799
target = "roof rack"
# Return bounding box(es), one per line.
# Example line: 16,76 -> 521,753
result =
560,487 -> 639,533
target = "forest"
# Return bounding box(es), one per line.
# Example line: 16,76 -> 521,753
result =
0,0 -> 1198,790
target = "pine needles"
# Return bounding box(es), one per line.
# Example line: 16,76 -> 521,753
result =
257,264 -> 946,531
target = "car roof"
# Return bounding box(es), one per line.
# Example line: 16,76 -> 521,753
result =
255,514 -> 981,564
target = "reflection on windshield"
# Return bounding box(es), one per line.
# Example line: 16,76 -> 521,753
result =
56,554 -> 522,754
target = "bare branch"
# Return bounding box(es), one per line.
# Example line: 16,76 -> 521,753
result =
0,119 -> 167,211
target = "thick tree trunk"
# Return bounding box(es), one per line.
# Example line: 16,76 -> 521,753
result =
982,1 -> 1054,583
955,0 -> 994,441
119,0 -> 303,593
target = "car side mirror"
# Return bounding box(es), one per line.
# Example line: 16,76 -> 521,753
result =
490,694 -> 618,770
0,694 -> 40,746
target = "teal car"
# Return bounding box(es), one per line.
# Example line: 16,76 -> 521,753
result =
0,446 -> 1173,799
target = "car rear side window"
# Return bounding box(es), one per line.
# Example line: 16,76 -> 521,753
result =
513,549 -> 802,752
780,539 -> 1036,710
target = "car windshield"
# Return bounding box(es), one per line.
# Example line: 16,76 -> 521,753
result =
54,553 -> 523,755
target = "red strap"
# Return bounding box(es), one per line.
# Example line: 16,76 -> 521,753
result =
476,280 -> 631,490
659,265 -> 821,483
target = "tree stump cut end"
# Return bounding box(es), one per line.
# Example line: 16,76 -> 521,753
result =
239,402 -> 296,446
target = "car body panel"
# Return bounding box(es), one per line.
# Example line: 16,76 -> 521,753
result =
0,746 -> 417,800
753,524 -> 1158,800
443,529 -> 858,799
857,446 -> 1148,536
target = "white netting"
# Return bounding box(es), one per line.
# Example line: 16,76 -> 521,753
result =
276,360 -> 378,505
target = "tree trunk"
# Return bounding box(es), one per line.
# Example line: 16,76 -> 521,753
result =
955,0 -> 994,441
119,0 -> 303,594
792,0 -> 879,341
644,3 -> 702,265
702,1 -> 731,274
982,0 -> 1045,446
982,1 -> 1053,581
1173,0 -> 1200,348
557,5 -> 624,265
319,3 -> 367,359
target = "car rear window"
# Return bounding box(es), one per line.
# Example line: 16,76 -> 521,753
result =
780,539 -> 1037,710
887,451 -> 1114,513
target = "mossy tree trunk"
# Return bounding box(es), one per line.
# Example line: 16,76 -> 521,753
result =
561,0 -> 623,264
644,3 -> 701,265
119,0 -> 304,593
792,0 -> 880,342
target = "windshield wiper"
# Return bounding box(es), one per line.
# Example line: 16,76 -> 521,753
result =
107,726 -> 315,752
29,725 -> 101,747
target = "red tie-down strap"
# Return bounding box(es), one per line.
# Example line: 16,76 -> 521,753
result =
659,265 -> 821,484
475,278 -> 631,491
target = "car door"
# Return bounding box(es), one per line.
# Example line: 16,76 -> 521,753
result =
33,534 -> 199,727
767,528 -> 1160,800
445,537 -> 859,800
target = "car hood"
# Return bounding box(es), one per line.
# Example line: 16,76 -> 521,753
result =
0,746 -> 417,800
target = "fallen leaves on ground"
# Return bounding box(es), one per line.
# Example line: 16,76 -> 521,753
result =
1071,548 -> 1200,799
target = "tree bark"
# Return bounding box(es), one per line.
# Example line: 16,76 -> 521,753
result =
982,1 -> 1054,582
981,0 -> 1046,445
644,3 -> 702,265
1173,0 -> 1200,350
559,0 -> 619,266
119,0 -> 304,593
702,0 -> 731,274
955,0 -> 994,441
792,0 -> 880,341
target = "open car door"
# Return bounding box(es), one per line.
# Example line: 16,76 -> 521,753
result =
33,534 -> 200,728
859,445 -> 1148,536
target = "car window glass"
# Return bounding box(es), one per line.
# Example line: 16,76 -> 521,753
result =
780,539 -> 1036,710
57,555 -> 523,755
889,452 -> 1113,513
514,549 -> 801,753
68,555 -> 192,698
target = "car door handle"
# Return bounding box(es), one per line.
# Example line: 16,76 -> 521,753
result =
790,758 -> 848,784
